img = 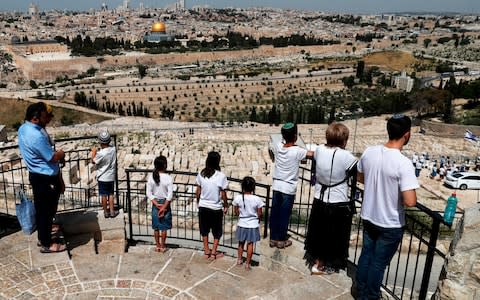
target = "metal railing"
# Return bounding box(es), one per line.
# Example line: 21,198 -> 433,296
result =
124,168 -> 270,252
292,164 -> 464,300
0,135 -> 122,216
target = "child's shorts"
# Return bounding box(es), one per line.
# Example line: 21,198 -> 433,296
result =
198,207 -> 223,239
98,181 -> 114,196
236,226 -> 260,243
152,199 -> 172,231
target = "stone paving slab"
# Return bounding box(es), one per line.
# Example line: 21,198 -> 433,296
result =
118,252 -> 170,281
0,232 -> 353,299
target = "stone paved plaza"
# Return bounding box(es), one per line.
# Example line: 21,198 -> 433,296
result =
0,209 -> 354,300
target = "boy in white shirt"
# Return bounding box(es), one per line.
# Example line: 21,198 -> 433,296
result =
270,123 -> 313,248
91,130 -> 117,218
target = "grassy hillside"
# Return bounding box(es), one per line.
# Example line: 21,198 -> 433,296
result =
0,98 -> 110,131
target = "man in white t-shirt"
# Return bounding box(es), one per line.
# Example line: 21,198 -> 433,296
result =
270,123 -> 313,248
353,115 -> 419,300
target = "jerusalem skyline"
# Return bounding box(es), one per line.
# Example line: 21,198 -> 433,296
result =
1,0 -> 480,14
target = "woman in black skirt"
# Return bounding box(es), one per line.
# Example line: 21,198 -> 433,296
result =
304,123 -> 357,275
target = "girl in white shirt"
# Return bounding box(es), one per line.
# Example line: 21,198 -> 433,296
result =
196,151 -> 229,260
146,156 -> 173,253
233,176 -> 264,270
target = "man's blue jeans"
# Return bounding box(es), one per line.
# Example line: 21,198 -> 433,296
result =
355,220 -> 404,300
269,191 -> 295,241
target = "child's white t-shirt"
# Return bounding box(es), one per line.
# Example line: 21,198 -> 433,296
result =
94,146 -> 116,182
272,142 -> 307,195
233,194 -> 264,228
146,173 -> 173,202
196,170 -> 228,210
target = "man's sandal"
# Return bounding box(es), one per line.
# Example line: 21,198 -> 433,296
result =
40,243 -> 66,253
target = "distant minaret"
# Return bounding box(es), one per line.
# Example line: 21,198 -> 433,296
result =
139,2 -> 144,11
123,0 -> 130,10
28,3 -> 39,17
101,2 -> 108,11
178,0 -> 185,10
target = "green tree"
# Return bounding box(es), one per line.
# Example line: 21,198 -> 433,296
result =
137,64 -> 148,79
356,60 -> 365,79
86,67 -> 98,76
342,76 -> 355,89
29,80 -> 38,89
423,38 -> 432,48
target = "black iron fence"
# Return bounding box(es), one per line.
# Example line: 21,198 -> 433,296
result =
124,168 -> 270,252
293,165 -> 464,300
0,135 -> 121,216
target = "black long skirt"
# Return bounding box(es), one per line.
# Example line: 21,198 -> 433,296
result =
304,198 -> 353,270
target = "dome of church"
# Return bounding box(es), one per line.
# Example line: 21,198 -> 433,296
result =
151,22 -> 166,33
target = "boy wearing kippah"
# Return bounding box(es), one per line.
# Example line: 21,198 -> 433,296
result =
269,123 -> 313,248
91,130 -> 118,218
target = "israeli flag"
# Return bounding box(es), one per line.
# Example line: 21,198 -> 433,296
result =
464,130 -> 479,143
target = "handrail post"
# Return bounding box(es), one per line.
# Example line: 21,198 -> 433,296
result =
419,217 -> 441,300
126,170 -> 133,244
263,185 -> 270,238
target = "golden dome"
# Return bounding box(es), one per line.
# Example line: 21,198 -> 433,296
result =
151,22 -> 166,33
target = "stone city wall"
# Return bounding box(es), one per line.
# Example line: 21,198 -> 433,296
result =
12,43 -> 68,54
11,44 -> 349,81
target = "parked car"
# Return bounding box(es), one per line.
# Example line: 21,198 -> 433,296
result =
444,172 -> 480,190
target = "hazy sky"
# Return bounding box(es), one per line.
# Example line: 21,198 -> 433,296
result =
2,0 -> 480,14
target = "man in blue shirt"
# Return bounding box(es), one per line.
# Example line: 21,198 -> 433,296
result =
18,102 -> 66,253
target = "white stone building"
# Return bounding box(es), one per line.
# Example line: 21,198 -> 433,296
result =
392,71 -> 414,92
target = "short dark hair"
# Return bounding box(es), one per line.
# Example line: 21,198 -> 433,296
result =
387,114 -> 411,140
281,122 -> 297,143
25,102 -> 47,121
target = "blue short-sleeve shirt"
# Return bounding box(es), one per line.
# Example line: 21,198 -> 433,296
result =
18,121 -> 59,176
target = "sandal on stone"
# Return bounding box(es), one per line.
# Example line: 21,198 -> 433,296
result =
283,240 -> 292,248
104,211 -> 110,218
156,246 -> 167,253
269,240 -> 277,248
237,258 -> 243,265
40,243 -> 66,253
204,250 -> 212,259
311,265 -> 324,275
276,241 -> 285,249
209,252 -> 224,260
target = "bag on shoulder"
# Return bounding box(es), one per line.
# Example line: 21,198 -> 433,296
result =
15,190 -> 36,235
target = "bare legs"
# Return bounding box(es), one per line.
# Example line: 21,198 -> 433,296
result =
108,195 -> 115,215
154,230 -> 167,252
237,241 -> 254,269
101,195 -> 116,217
203,236 -> 223,259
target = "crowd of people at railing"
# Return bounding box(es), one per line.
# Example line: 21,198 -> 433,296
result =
17,102 -> 420,300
